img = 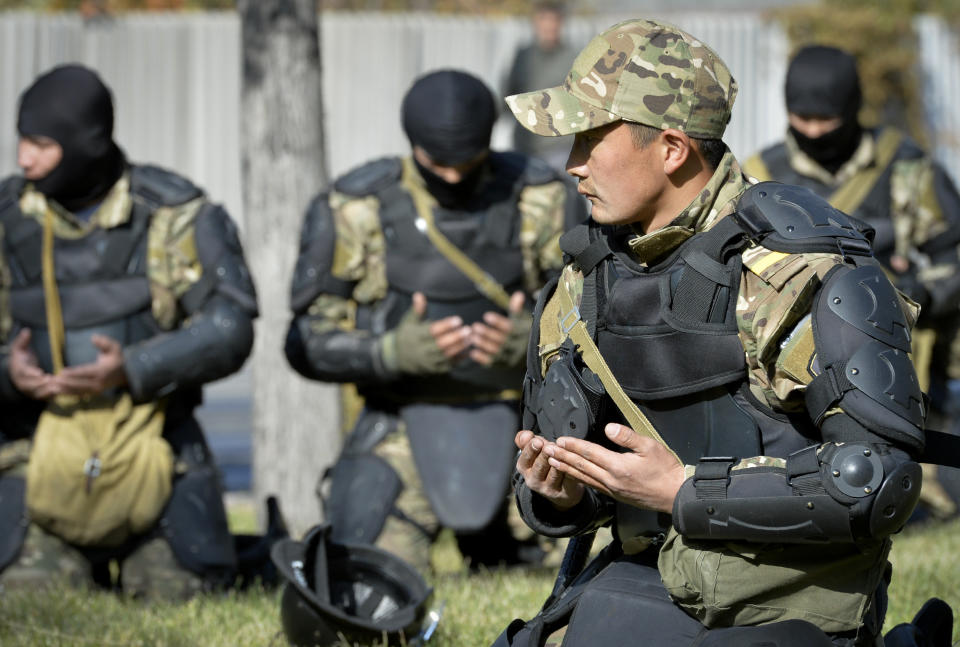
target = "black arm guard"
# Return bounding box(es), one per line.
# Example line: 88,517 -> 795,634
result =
124,204 -> 257,400
284,316 -> 395,384
124,294 -> 254,400
674,443 -> 921,543
513,470 -> 614,539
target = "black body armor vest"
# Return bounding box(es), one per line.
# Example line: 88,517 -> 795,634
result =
341,153 -> 556,401
757,129 -> 923,265
527,182 -> 876,542
0,167 -> 201,373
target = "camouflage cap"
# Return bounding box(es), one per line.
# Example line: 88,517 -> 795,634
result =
505,18 -> 738,139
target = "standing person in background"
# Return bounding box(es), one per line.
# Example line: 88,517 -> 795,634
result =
743,45 -> 960,519
0,64 -> 257,599
504,1 -> 580,173
285,69 -> 584,573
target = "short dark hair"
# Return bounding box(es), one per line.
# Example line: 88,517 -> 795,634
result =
533,1 -> 566,14
626,121 -> 725,170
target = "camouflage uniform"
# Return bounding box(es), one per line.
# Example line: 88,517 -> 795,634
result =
0,167 -> 256,600
744,119 -> 960,519
287,153 -> 580,571
502,19 -> 926,645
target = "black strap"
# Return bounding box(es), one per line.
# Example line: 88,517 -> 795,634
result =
693,457 -> 737,499
786,445 -> 826,496
805,362 -> 855,425
920,428 -> 960,468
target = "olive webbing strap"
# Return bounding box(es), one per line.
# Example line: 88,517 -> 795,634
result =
554,277 -> 681,465
741,153 -> 772,182
42,207 -> 65,374
401,159 -> 512,311
828,128 -> 903,215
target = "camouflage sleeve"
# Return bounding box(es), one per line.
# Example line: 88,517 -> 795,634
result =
518,180 -> 572,295
284,192 -> 396,383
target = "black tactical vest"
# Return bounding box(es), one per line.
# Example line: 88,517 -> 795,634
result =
527,182 -> 875,542
0,166 -> 202,373
339,153 -> 559,401
757,129 -> 923,264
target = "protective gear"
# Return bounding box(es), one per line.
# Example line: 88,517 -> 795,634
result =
401,70 -> 496,166
785,45 -> 862,120
325,453 -> 403,545
491,310 -> 533,367
790,120 -> 863,175
272,524 -> 432,647
885,598 -> 954,647
233,496 -> 289,590
0,474 -> 27,572
292,151 -> 560,402
17,64 -> 125,211
673,443 -> 922,543
403,401 -> 518,531
381,302 -> 451,376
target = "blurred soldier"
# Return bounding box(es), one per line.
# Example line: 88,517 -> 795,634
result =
285,69 -> 584,572
503,1 -> 580,172
744,45 -> 960,518
495,19 -> 930,646
0,65 -> 257,599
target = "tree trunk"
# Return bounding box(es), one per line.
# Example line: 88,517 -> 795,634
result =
238,0 -> 338,538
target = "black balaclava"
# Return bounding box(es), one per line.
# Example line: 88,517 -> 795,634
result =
785,45 -> 863,174
17,64 -> 125,211
401,70 -> 496,209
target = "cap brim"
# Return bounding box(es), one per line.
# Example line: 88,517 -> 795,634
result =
505,85 -> 620,137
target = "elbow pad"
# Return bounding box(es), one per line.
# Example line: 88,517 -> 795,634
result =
125,295 -> 254,400
674,444 -> 922,543
284,316 -> 395,384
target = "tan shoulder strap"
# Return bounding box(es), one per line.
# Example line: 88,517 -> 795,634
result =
741,153 -> 773,182
401,158 -> 512,310
829,128 -> 903,215
42,207 -> 65,374
554,277 -> 681,464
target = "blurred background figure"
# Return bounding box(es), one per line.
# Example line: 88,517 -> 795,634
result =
743,45 -> 960,520
0,64 -> 258,600
502,1 -> 579,173
285,69 -> 584,574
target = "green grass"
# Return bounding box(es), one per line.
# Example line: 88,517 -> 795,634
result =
0,518 -> 957,646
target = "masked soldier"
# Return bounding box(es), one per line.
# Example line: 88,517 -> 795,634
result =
0,65 -> 257,599
494,19 -> 932,647
285,69 -> 584,572
743,45 -> 960,519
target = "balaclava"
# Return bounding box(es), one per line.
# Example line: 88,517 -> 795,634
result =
401,70 -> 496,208
785,45 -> 863,174
17,64 -> 125,211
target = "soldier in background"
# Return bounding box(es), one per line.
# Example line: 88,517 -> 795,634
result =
285,69 -> 584,572
743,45 -> 960,518
503,1 -> 580,173
0,65 -> 257,599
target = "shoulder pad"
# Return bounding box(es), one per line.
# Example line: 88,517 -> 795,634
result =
130,165 -> 204,208
333,157 -> 402,197
734,182 -> 873,257
0,176 -> 25,215
489,151 -> 560,187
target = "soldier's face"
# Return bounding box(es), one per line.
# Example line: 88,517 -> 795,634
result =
566,122 -> 664,228
18,135 -> 63,180
413,146 -> 489,184
788,113 -> 843,139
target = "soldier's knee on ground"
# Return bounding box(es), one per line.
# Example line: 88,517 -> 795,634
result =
0,523 -> 93,592
121,535 -> 215,601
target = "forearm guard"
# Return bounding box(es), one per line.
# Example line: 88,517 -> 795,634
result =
124,295 -> 254,400
284,315 -> 396,384
513,470 -> 613,539
673,442 -> 921,543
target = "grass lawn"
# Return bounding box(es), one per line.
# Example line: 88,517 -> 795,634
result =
0,516 -> 957,646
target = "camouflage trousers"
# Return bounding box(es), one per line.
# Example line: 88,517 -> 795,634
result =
0,521 -> 207,601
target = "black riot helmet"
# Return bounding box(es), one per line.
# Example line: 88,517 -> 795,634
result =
17,64 -> 125,211
271,524 -> 432,647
